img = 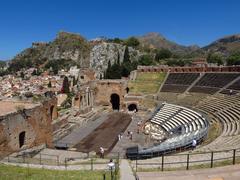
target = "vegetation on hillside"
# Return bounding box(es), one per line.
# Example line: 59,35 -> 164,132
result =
0,60 -> 7,76
7,32 -> 90,73
207,52 -> 224,65
226,51 -> 240,65
44,59 -> 78,74
104,46 -> 138,79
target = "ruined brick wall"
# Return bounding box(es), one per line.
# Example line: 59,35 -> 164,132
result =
0,98 -> 57,156
94,80 -> 127,109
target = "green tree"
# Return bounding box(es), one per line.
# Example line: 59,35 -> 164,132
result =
0,61 -> 6,69
112,38 -> 123,44
166,59 -> 189,67
20,71 -> 25,79
155,48 -> 172,61
227,51 -> 240,65
48,81 -> 52,88
32,69 -> 37,76
105,60 -> 112,79
138,54 -> 155,66
125,37 -> 140,47
61,76 -> 70,93
207,53 -> 224,65
123,46 -> 130,63
110,63 -> 122,79
117,51 -> 120,65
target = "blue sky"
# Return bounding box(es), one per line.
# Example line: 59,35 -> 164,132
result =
0,0 -> 240,60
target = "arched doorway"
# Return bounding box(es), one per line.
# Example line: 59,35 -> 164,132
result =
110,93 -> 120,110
128,104 -> 138,112
19,131 -> 26,148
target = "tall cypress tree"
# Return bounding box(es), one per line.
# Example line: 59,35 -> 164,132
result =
117,51 -> 120,65
106,60 -> 112,79
123,46 -> 130,63
62,76 -> 70,93
121,46 -> 132,77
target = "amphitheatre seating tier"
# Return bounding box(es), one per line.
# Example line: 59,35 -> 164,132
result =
151,103 -> 207,134
161,84 -> 189,93
164,73 -> 200,85
140,103 -> 208,156
193,135 -> 240,152
161,73 -> 200,93
196,94 -> 240,136
189,73 -> 240,94
227,78 -> 240,91
220,89 -> 239,95
189,86 -> 219,94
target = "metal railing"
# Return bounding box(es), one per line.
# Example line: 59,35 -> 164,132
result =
134,148 -> 240,172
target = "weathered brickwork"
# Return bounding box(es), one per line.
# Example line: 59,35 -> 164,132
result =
0,98 -> 57,156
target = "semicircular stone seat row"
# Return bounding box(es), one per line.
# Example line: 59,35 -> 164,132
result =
160,72 -> 240,94
150,103 -> 208,134
137,103 -> 209,155
196,94 -> 240,136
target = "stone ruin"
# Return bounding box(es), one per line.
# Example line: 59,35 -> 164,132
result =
0,96 -> 58,157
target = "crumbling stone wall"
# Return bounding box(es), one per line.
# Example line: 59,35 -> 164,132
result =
95,80 -> 127,109
0,98 -> 57,156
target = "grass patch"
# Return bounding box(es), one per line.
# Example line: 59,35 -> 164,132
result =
0,164 -> 117,180
141,98 -> 157,109
128,72 -> 166,94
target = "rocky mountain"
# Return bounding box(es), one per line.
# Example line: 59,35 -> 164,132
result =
9,31 -> 142,76
11,32 -> 91,68
203,34 -> 240,55
90,43 -> 141,78
136,32 -> 200,53
8,31 -> 240,75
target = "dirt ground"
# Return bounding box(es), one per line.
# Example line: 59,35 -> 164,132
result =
74,112 -> 132,154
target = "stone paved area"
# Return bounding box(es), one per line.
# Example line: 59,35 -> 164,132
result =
111,110 -> 154,157
120,159 -> 135,180
137,164 -> 240,180
55,112 -> 108,148
74,112 -> 131,153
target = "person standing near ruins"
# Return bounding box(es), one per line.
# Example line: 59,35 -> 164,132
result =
130,131 -> 133,140
100,146 -> 104,158
192,139 -> 197,150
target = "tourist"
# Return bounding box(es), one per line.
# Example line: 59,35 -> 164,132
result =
100,146 -> 104,158
120,132 -> 123,139
107,159 -> 115,170
118,134 -> 121,141
127,131 -> 130,137
130,131 -> 133,140
192,139 -> 197,150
